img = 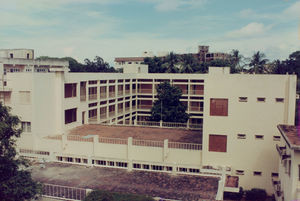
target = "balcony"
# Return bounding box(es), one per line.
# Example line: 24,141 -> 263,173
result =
100,93 -> 107,99
100,114 -> 107,119
118,91 -> 123,96
138,105 -> 152,110
189,106 -> 203,112
88,94 -> 97,101
109,92 -> 115,98
80,95 -> 86,102
190,90 -> 204,95
125,90 -> 130,95
138,89 -> 152,94
88,116 -> 97,123
109,111 -> 115,117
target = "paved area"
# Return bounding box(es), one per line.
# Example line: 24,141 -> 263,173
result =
31,162 -> 218,201
69,125 -> 202,144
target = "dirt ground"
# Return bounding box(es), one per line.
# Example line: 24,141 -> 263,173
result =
32,162 -> 218,201
69,125 -> 202,144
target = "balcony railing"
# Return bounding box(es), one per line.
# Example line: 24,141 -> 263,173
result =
118,91 -> 123,96
138,105 -> 152,109
109,111 -> 115,117
80,95 -> 86,101
190,90 -> 204,95
125,90 -> 130,95
88,116 -> 97,123
109,92 -> 115,98
189,106 -> 204,112
138,89 -> 153,94
100,114 -> 107,119
88,94 -> 97,100
100,93 -> 106,99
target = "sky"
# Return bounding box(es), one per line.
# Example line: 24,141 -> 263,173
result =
0,0 -> 300,65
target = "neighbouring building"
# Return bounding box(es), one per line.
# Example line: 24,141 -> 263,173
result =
0,49 -> 297,198
114,45 -> 230,70
273,125 -> 300,201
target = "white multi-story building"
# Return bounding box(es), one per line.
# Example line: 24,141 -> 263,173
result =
273,125 -> 300,201
0,49 -> 297,197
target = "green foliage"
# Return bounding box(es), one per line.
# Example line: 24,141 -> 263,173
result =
224,187 -> 244,201
245,188 -> 267,201
0,103 -> 42,201
83,190 -> 154,201
249,51 -> 269,74
36,56 -> 116,73
150,82 -> 189,123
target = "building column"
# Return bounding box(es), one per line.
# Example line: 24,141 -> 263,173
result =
127,137 -> 133,171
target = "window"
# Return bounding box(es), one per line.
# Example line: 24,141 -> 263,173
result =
3,81 -> 7,86
116,162 -> 127,167
75,158 -> 81,163
19,91 -> 31,104
253,171 -> 262,176
189,168 -> 200,173
143,164 -> 149,169
276,98 -> 284,103
65,108 -> 77,124
209,134 -> 227,152
255,135 -> 264,140
151,165 -> 163,171
64,83 -> 77,98
108,161 -> 115,166
133,163 -> 141,169
166,166 -> 173,171
88,80 -> 97,85
237,134 -> 246,139
239,97 -> 248,102
257,97 -> 265,102
21,122 -> 31,132
210,98 -> 228,116
236,170 -> 245,175
88,102 -> 97,107
10,53 -> 13,58
273,136 -> 281,141
27,53 -> 30,59
178,167 -> 187,172
271,172 -> 279,177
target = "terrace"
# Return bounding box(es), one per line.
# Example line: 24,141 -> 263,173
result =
31,162 -> 219,201
69,124 -> 202,144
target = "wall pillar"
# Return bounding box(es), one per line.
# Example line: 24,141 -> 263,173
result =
127,137 -> 133,171
163,139 -> 168,162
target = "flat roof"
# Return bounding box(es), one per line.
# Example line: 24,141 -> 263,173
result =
69,125 -> 202,144
31,162 -> 218,200
115,57 -> 145,62
277,125 -> 300,150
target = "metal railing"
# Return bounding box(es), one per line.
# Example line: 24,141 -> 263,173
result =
98,137 -> 128,145
80,95 -> 86,101
42,183 -> 87,201
109,92 -> 115,98
138,105 -> 152,109
190,90 -> 204,95
118,90 -> 123,96
138,89 -> 153,94
168,142 -> 202,150
88,117 -> 97,123
88,94 -> 97,100
125,90 -> 130,95
100,93 -> 106,99
133,139 -> 163,148
136,121 -> 160,127
109,111 -> 115,117
162,122 -> 187,128
189,106 -> 204,112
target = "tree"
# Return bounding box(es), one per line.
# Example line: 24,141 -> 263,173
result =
229,49 -> 246,73
150,82 -> 189,123
0,103 -> 42,201
162,52 -> 180,73
179,54 -> 197,73
249,51 -> 269,74
143,57 -> 165,73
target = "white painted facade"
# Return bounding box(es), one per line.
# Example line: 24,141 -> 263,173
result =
0,49 -> 298,196
273,125 -> 300,201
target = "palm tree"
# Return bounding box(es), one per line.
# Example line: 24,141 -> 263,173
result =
230,49 -> 242,73
163,52 -> 179,73
249,51 -> 269,74
180,54 -> 196,73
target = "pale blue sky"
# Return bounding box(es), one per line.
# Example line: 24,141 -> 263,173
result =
0,0 -> 299,64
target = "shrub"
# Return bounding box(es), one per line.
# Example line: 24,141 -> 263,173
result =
245,188 -> 267,201
84,190 -> 154,201
223,187 -> 244,200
